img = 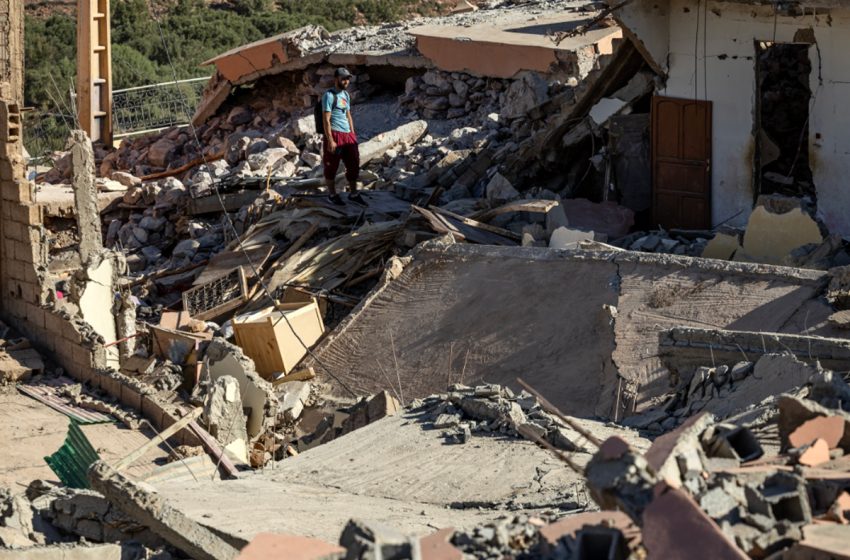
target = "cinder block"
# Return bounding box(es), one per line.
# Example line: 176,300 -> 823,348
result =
39,330 -> 56,353
5,297 -> 23,319
75,366 -> 93,385
141,396 -> 165,430
13,240 -> 34,264
62,322 -> 83,345
3,220 -> 22,241
0,161 -> 13,183
19,267 -> 38,286
119,382 -> 142,411
24,304 -> 45,329
44,310 -> 65,335
3,237 -> 16,259
161,410 -> 176,431
95,373 -> 117,395
18,282 -> 38,304
53,337 -> 74,361
8,203 -> 40,225
5,259 -> 24,281
72,344 -> 93,371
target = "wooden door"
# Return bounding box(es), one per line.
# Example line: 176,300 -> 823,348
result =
651,96 -> 712,229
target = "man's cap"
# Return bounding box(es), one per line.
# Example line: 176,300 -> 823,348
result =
335,67 -> 353,79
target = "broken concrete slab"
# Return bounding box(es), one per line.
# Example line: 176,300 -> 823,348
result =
88,461 -> 239,560
702,231 -> 740,261
203,338 -> 279,438
73,253 -> 121,370
784,524 -> 850,559
737,196 -> 823,266
203,376 -> 249,462
695,353 -> 817,420
548,227 -> 596,250
0,543 -> 129,560
659,327 -> 850,375
151,412 -> 607,543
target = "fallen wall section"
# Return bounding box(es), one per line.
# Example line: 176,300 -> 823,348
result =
307,241 -> 832,418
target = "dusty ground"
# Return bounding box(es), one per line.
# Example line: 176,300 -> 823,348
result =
0,391 -> 70,489
0,389 -> 171,490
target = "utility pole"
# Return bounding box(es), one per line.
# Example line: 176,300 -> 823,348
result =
76,0 -> 113,146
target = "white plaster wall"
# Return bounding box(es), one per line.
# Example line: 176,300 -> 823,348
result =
662,0 -> 850,235
614,0 -> 671,73
79,258 -> 120,370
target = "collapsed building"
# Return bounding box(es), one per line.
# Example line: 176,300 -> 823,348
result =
3,0 -> 850,557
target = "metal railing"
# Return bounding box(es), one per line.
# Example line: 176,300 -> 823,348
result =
112,76 -> 208,138
23,76 -> 210,159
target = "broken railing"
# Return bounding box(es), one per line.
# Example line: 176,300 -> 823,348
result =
112,76 -> 208,138
23,76 -> 210,159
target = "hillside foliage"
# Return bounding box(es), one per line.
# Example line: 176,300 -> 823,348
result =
24,0 -> 444,111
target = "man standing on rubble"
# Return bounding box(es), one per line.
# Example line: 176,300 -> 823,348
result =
322,67 -> 365,206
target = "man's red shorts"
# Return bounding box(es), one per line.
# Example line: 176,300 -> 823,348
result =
323,131 -> 360,183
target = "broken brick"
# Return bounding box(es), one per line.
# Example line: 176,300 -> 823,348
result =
789,415 -> 845,449
238,533 -> 345,560
798,438 -> 830,467
419,528 -> 463,560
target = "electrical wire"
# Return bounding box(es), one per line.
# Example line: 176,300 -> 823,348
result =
694,0 -> 701,101
148,13 -> 357,397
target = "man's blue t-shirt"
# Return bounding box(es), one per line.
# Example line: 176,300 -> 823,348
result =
322,90 -> 351,133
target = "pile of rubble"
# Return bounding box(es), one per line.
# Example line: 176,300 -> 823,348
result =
414,383 -> 596,452
0,480 -> 170,553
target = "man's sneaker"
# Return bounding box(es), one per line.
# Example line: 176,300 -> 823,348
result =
349,192 -> 367,206
327,194 -> 345,206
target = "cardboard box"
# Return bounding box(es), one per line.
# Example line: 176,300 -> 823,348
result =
233,302 -> 325,379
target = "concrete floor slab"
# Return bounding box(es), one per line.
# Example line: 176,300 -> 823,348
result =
153,412 -> 649,545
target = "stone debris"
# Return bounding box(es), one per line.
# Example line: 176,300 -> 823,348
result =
412,384 -> 598,453
7,0 -> 850,558
611,196 -> 850,269
623,353 -> 820,435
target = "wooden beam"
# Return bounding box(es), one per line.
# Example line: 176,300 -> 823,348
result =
114,408 -> 203,472
76,0 -> 113,146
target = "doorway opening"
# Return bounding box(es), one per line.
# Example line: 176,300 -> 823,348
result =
754,41 -> 813,199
